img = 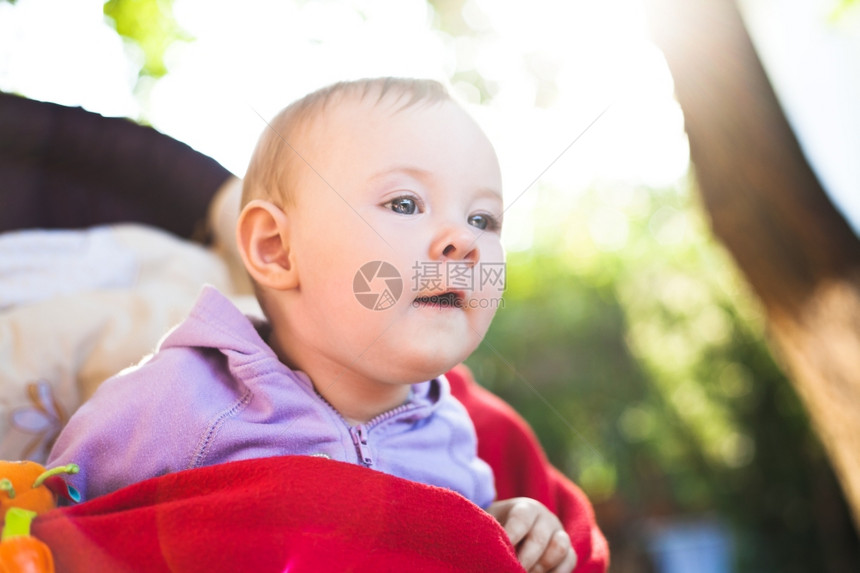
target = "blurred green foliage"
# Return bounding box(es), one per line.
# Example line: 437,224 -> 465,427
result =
102,0 -> 191,80
831,0 -> 860,24
428,0 -> 499,104
466,181 -> 858,572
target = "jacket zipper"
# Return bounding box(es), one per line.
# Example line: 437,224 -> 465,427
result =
350,425 -> 373,466
349,401 -> 418,467
316,389 -> 423,468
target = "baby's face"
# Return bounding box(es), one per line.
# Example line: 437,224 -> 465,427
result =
278,94 -> 505,385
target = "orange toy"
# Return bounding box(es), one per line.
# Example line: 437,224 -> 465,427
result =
0,462 -> 78,573
1,507 -> 54,573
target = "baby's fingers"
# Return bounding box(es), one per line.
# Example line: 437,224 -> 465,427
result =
524,528 -> 575,573
502,499 -> 540,546
549,539 -> 577,573
545,531 -> 577,573
487,498 -> 575,572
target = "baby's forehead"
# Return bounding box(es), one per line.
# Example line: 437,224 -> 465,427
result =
299,93 -> 489,160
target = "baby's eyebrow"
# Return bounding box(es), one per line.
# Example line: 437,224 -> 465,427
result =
369,166 -> 503,202
473,186 -> 504,203
368,165 -> 432,183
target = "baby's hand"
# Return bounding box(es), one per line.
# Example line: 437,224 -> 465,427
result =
487,497 -> 577,573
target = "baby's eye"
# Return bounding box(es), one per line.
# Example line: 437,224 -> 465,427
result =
468,213 -> 501,231
386,197 -> 419,215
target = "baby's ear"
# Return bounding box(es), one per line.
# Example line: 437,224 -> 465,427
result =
236,200 -> 298,290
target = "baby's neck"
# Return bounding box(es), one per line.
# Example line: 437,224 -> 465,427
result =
313,376 -> 413,426
267,326 -> 415,425
320,370 -> 412,426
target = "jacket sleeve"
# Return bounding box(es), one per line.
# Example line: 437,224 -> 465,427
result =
47,349 -> 214,502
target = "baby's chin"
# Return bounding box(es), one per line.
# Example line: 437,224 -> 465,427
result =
370,346 -> 476,385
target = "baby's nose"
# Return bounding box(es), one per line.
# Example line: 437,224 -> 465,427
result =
433,226 -> 480,265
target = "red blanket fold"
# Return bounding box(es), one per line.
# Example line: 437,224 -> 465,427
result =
32,365 -> 609,572
34,456 -> 521,572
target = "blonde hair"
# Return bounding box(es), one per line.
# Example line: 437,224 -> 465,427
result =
242,77 -> 452,208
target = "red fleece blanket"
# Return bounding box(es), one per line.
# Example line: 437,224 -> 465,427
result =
32,365 -> 609,572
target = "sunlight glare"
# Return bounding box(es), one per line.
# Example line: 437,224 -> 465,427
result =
0,0 -> 691,249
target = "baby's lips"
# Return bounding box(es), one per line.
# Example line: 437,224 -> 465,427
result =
412,289 -> 467,307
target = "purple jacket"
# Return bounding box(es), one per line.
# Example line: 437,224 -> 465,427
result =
48,286 -> 496,507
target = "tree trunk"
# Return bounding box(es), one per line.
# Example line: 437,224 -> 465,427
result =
643,0 -> 860,531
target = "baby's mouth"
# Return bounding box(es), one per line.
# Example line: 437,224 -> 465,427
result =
413,291 -> 465,309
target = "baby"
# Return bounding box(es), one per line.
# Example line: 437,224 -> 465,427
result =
48,78 -> 576,572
